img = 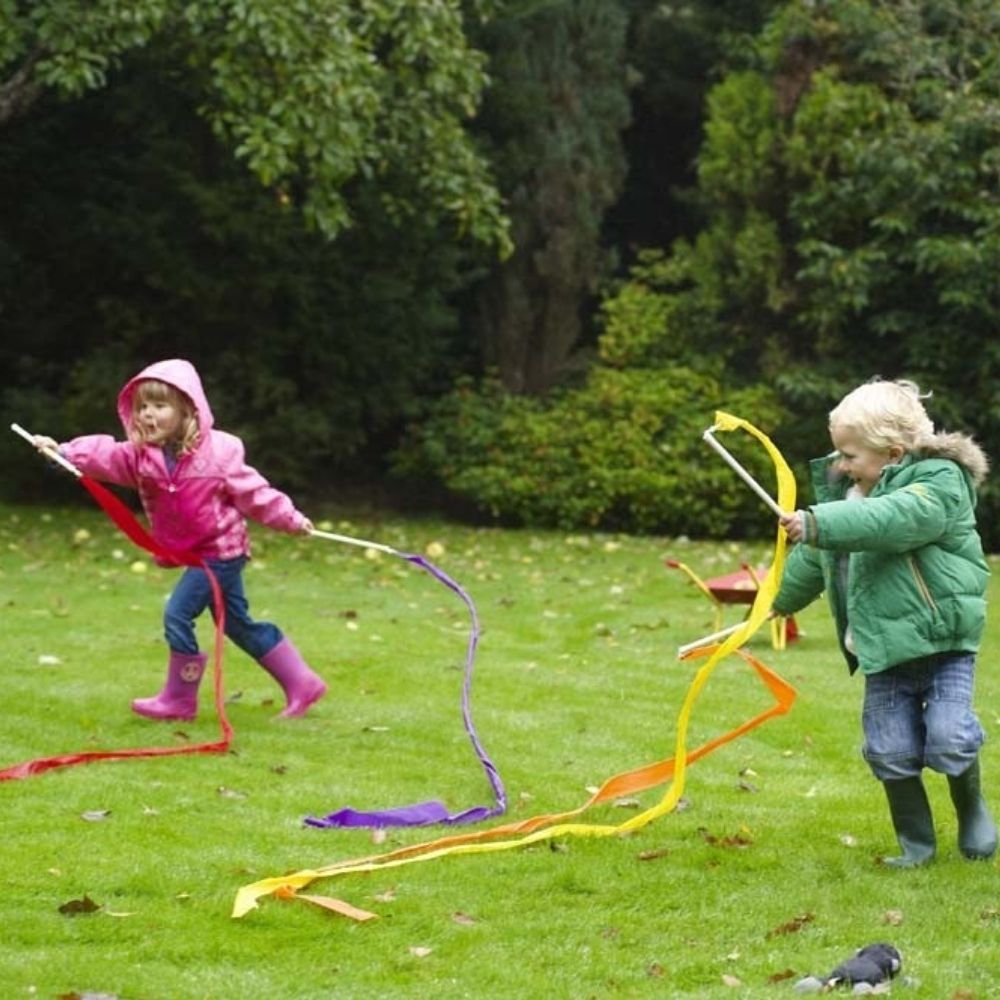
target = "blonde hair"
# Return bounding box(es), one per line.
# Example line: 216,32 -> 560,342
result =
829,378 -> 935,453
130,380 -> 200,453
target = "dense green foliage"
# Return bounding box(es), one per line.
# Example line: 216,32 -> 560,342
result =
0,0 -> 509,246
402,0 -> 1000,546
2,0 -> 998,547
394,369 -> 787,537
0,49 -> 479,497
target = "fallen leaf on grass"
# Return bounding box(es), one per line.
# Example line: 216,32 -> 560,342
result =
80,810 -> 111,822
698,826 -> 754,848
765,912 -> 814,938
883,909 -> 904,925
409,946 -> 433,958
373,888 -> 395,903
59,895 -> 101,915
452,912 -> 476,926
647,963 -> 665,978
57,992 -> 120,1000
613,797 -> 641,809
637,848 -> 671,861
767,969 -> 797,984
721,973 -> 742,987
217,787 -> 247,800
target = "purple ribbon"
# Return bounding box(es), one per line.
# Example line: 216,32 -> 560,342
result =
304,554 -> 506,828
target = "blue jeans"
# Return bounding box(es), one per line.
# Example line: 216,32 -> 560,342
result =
861,652 -> 985,780
164,557 -> 282,660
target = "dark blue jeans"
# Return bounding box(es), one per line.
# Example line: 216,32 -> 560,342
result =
861,652 -> 985,780
164,556 -> 282,660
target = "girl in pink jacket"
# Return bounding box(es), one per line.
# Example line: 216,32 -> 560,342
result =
34,358 -> 326,720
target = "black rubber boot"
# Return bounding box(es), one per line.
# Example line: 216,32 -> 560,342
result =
881,777 -> 936,868
947,759 -> 998,860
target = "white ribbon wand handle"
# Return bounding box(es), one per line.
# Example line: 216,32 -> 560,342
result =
702,427 -> 786,518
309,527 -> 398,556
10,423 -> 82,478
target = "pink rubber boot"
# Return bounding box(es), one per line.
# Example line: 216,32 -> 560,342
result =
131,651 -> 207,721
258,638 -> 327,718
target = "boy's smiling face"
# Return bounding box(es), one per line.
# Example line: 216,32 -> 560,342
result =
830,425 -> 902,496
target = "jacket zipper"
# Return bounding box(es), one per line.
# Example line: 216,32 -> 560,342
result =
908,556 -> 938,612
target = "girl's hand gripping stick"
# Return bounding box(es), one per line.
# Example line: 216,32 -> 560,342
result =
10,423 -> 81,477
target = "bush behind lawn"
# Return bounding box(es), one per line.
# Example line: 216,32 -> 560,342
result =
2,503 -> 999,998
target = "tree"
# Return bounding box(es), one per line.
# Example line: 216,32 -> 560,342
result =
0,41 -> 486,498
0,0 -> 509,247
594,0 -> 1000,540
468,0 -> 632,394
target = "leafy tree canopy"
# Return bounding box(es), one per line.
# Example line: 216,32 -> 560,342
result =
0,0 -> 510,249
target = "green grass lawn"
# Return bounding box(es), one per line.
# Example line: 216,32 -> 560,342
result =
2,501 -> 999,998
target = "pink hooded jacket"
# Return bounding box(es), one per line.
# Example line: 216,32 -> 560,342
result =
60,359 -> 308,563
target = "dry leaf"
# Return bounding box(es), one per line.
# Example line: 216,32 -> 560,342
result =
59,895 -> 101,915
217,787 -> 246,800
373,888 -> 396,903
647,963 -> 665,978
637,848 -> 671,862
767,968 -> 797,984
721,973 -> 742,987
765,912 -> 814,938
452,911 -> 476,926
57,993 -> 120,1000
883,909 -> 904,925
613,797 -> 641,809
409,946 -> 433,958
80,810 -> 111,822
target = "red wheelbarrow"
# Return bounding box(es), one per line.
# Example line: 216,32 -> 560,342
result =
666,558 -> 799,650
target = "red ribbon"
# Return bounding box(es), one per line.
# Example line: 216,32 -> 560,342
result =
0,476 -> 232,781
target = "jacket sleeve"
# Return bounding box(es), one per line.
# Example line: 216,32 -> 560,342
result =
810,469 -> 956,553
223,438 -> 307,534
60,435 -> 140,487
773,543 -> 825,616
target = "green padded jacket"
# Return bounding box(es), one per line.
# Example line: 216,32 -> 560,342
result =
773,432 -> 990,675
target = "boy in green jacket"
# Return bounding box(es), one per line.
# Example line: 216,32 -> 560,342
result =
775,378 -> 996,866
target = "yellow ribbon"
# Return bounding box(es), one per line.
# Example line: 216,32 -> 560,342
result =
232,411 -> 796,920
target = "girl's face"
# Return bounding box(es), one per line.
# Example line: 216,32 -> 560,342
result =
136,395 -> 183,445
830,425 -> 901,496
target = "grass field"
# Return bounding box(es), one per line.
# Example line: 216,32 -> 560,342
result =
2,501 -> 999,998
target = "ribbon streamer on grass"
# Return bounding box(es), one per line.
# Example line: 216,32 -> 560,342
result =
0,475 -> 232,781
304,530 -> 505,828
232,410 -> 797,921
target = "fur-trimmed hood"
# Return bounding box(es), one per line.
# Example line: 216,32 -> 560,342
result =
921,431 -> 989,487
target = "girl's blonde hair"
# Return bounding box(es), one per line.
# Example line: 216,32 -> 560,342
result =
829,378 -> 935,453
130,380 -> 200,453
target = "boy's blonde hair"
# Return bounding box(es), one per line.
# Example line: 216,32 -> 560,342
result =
829,378 -> 935,453
130,380 -> 200,453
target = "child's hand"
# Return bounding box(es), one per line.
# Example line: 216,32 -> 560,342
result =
32,435 -> 60,454
780,511 -> 804,543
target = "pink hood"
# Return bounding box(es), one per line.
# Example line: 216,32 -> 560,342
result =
117,358 -> 215,440
61,358 -> 306,563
